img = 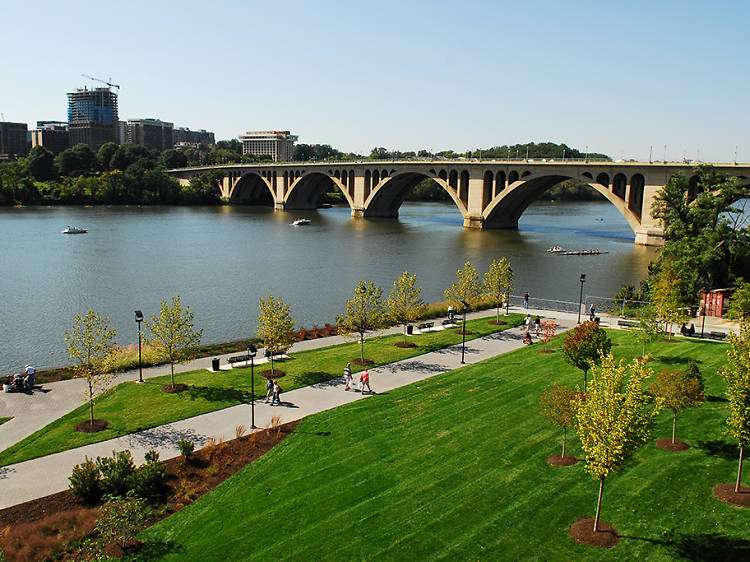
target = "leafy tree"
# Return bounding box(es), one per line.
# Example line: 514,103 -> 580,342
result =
649,369 -> 704,444
633,305 -> 661,357
573,355 -> 664,533
386,271 -> 426,343
95,494 -> 149,552
147,295 -> 202,389
256,295 -> 296,375
336,280 -> 387,362
727,279 -> 750,323
96,142 -> 119,171
562,321 -> 612,393
540,320 -> 557,348
160,148 -> 188,169
650,260 -> 688,341
719,322 -> 750,492
684,359 -> 705,395
55,143 -> 96,176
24,146 -> 57,181
64,310 -> 117,428
444,260 -> 482,315
539,384 -> 578,459
483,257 -> 513,322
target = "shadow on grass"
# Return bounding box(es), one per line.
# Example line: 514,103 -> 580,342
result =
130,540 -> 184,561
184,385 -> 247,403
663,530 -> 750,561
659,356 -> 691,365
696,440 -> 738,461
706,395 -> 728,403
297,371 -> 337,387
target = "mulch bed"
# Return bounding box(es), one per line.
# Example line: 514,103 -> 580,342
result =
161,383 -> 189,394
569,517 -> 619,548
258,369 -> 287,379
537,349 -> 556,354
488,320 -> 507,325
74,419 -> 109,433
659,338 -> 681,343
713,484 -> 750,507
351,358 -> 374,366
656,438 -> 690,452
394,342 -> 417,348
0,421 -> 299,560
547,454 -> 577,466
454,330 -> 474,335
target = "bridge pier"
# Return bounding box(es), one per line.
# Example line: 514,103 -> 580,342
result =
634,227 -> 665,246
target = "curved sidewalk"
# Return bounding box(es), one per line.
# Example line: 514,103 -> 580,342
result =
0,310 -> 575,510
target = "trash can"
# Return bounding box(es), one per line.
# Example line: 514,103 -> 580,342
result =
406,325 -> 413,335
211,357 -> 220,371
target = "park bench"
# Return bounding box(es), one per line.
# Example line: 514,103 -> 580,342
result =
265,349 -> 287,360
441,319 -> 455,327
417,321 -> 435,332
706,331 -> 727,341
227,354 -> 253,366
617,319 -> 639,329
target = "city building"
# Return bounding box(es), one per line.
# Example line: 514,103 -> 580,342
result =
30,121 -> 70,154
125,118 -> 174,151
0,121 -> 29,159
173,127 -> 215,148
66,87 -> 119,150
239,130 -> 297,162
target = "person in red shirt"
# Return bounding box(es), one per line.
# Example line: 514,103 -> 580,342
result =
360,369 -> 372,394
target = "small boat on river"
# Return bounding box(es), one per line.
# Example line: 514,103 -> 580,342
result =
61,226 -> 88,234
560,249 -> 608,256
292,218 -> 311,226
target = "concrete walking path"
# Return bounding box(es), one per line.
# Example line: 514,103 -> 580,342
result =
0,309 -> 576,509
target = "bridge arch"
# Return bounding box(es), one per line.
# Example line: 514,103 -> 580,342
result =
230,172 -> 274,205
363,169 -> 466,218
284,171 -> 354,209
481,170 -> 644,233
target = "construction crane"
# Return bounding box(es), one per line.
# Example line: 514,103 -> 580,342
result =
81,74 -> 120,91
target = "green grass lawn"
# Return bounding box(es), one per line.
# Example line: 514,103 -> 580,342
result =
0,417 -> 12,425
137,332 -> 748,561
0,316 -> 522,467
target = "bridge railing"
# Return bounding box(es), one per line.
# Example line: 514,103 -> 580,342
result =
509,294 -> 651,328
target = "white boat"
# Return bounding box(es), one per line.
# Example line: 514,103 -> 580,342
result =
292,218 -> 311,226
61,226 -> 88,234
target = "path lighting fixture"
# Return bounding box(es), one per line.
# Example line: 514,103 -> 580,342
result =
134,310 -> 144,383
700,287 -> 709,338
505,267 -> 513,316
247,343 -> 258,429
461,300 -> 470,364
577,274 -> 586,324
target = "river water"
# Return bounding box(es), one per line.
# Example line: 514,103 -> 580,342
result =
0,201 -> 657,373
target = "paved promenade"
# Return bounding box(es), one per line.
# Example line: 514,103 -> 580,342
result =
0,307 -> 737,510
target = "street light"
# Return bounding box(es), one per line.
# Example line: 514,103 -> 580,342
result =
247,343 -> 258,429
577,274 -> 586,324
700,287 -> 709,338
505,267 -> 513,316
134,310 -> 144,383
461,300 -> 470,364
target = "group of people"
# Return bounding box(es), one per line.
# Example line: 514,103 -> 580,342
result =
264,378 -> 283,406
3,365 -> 35,393
343,362 -> 373,394
523,314 -> 542,344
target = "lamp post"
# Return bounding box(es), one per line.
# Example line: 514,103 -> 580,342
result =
247,343 -> 257,429
700,287 -> 709,338
577,274 -> 586,324
134,310 -> 144,383
461,300 -> 470,364
505,267 -> 513,316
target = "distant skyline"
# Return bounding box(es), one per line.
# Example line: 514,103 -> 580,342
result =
3,0 -> 748,162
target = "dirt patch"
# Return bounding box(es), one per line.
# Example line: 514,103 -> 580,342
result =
161,383 -> 189,394
74,419 -> 109,433
656,438 -> 690,452
454,330 -> 474,335
635,356 -> 655,362
394,342 -> 417,348
0,421 -> 298,559
258,369 -> 287,380
569,517 -> 619,548
537,349 -> 556,354
659,338 -> 681,343
547,454 -> 577,466
351,358 -> 374,366
713,484 -> 750,507
488,320 -> 507,325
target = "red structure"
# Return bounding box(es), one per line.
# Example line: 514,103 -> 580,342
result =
700,289 -> 733,317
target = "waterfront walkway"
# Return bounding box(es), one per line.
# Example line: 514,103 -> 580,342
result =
0,307 -> 736,510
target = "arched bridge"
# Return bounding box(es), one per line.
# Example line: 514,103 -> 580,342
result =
168,160 -> 750,246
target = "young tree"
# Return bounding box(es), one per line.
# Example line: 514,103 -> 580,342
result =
633,305 -> 661,357
444,260 -> 482,330
64,310 -> 117,429
651,261 -> 688,341
540,320 -> 557,349
95,495 -> 149,553
573,355 -> 664,533
386,271 -> 425,344
147,295 -> 202,389
336,280 -> 388,362
562,321 -> 612,393
483,257 -> 514,322
256,295 -> 296,375
539,384 -> 578,460
649,369 -> 705,445
719,322 -> 750,493
727,279 -> 750,323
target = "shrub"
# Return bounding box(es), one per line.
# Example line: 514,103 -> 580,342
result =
132,449 -> 167,499
178,439 -> 195,459
69,457 -> 101,503
684,359 -> 705,394
298,327 -> 307,340
311,325 -> 320,338
97,450 -> 136,498
235,424 -> 247,438
95,495 -> 148,551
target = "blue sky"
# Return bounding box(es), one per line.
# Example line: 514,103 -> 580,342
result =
3,0 -> 748,161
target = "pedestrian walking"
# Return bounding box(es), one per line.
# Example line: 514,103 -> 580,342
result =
265,378 -> 274,403
343,362 -> 352,391
525,314 -> 532,330
447,305 -> 455,323
534,315 -> 541,336
272,380 -> 282,406
523,291 -> 530,309
360,369 -> 372,394
589,303 -> 596,321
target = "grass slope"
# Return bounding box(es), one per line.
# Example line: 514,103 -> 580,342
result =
0,316 -> 522,467
138,333 -> 748,561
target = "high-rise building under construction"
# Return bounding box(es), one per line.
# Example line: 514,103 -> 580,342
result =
67,87 -> 119,150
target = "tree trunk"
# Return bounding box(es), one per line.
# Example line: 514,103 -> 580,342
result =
170,363 -> 175,389
360,333 -> 365,361
736,442 -> 744,493
593,477 -> 605,533
562,427 -> 567,458
88,379 -> 94,428
672,412 -> 677,444
270,352 -> 275,375
403,324 -> 407,344
496,306 -> 500,323
583,369 -> 588,394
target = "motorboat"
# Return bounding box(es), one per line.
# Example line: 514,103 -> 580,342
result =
61,226 -> 88,234
292,218 -> 311,226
